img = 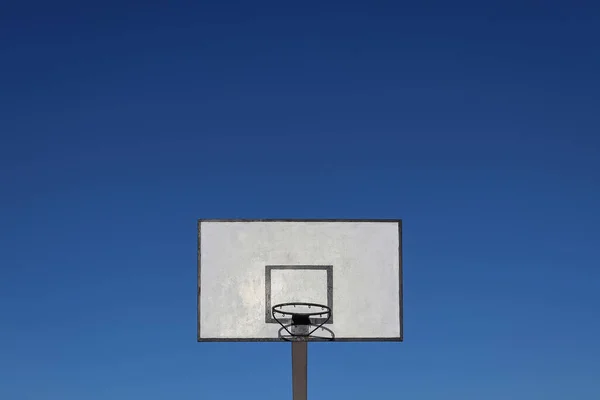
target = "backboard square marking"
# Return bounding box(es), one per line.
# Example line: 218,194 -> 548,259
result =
265,265 -> 333,324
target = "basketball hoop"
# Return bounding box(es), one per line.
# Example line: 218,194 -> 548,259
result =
272,302 -> 334,341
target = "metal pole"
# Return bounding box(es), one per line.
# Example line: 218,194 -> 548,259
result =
291,341 -> 307,400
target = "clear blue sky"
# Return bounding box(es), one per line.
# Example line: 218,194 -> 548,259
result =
1,1 -> 599,399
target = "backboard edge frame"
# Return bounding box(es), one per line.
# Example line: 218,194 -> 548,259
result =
197,219 -> 202,342
197,337 -> 403,342
197,218 -> 403,342
198,218 -> 402,223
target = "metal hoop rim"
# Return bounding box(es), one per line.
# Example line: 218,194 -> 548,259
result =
272,302 -> 332,318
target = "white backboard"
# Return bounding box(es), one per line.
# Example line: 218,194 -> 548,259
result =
198,219 -> 403,342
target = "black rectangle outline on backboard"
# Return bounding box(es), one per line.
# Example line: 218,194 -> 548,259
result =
197,218 -> 403,342
265,265 -> 333,325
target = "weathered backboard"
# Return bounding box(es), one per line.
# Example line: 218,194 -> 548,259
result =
197,219 -> 403,342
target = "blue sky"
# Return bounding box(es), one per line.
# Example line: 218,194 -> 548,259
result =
1,1 -> 599,399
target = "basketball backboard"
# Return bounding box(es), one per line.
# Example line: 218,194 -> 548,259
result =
197,219 -> 403,342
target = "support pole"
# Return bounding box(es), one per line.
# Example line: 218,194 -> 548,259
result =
291,341 -> 307,400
